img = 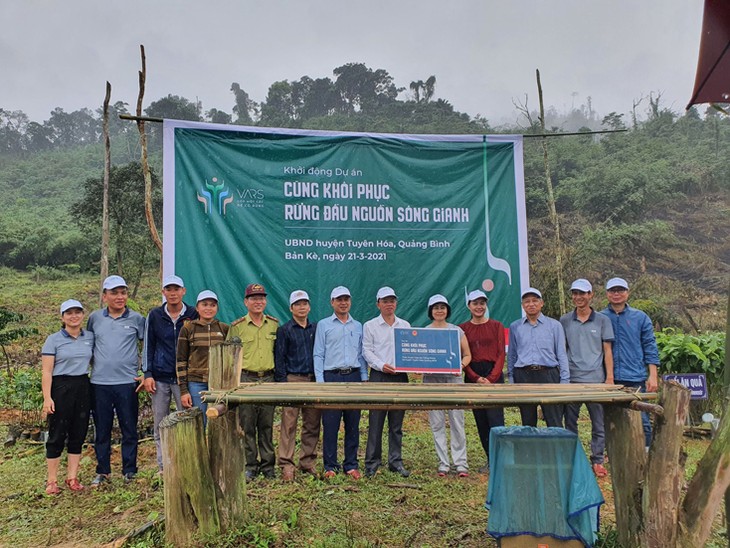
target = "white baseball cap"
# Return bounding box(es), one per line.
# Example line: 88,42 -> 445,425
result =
428,294 -> 449,307
570,279 -> 593,292
289,290 -> 310,305
606,277 -> 629,290
162,274 -> 185,288
330,286 -> 351,299
196,290 -> 218,303
466,289 -> 488,303
102,275 -> 128,290
60,299 -> 84,314
521,287 -> 543,299
376,286 -> 397,300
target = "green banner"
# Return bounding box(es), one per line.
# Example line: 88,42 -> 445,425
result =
163,121 -> 528,327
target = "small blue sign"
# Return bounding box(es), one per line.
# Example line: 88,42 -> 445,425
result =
662,373 -> 708,400
394,327 -> 462,375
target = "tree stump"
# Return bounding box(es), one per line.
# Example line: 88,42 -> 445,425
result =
160,408 -> 220,546
207,342 -> 246,530
605,403 -> 646,548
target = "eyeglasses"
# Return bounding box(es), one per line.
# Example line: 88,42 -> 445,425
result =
607,288 -> 628,293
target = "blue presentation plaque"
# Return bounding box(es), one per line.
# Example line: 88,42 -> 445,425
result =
662,373 -> 708,399
394,327 -> 462,374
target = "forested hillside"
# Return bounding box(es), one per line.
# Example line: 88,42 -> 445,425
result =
0,63 -> 727,330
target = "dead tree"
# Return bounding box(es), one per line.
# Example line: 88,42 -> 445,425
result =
135,45 -> 163,264
100,81 -> 111,306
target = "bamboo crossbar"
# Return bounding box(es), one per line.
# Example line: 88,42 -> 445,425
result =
201,382 -> 658,411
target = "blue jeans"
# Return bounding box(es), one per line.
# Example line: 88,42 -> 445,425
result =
91,383 -> 138,475
322,369 -> 362,472
616,379 -> 652,447
188,381 -> 208,428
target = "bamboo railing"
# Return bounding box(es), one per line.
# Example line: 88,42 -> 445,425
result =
202,382 -> 658,411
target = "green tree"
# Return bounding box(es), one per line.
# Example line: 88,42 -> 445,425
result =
230,83 -> 257,125
333,63 -> 401,114
0,308 -> 37,378
70,162 -> 162,294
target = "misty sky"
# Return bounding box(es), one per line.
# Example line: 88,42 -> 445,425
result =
1,1 -> 704,126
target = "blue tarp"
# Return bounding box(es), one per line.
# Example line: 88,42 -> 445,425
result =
485,426 -> 604,546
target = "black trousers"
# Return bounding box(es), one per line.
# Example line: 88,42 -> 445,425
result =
513,367 -> 563,427
465,361 -> 505,461
46,375 -> 90,458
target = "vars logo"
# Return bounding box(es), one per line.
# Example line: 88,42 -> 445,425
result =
197,177 -> 234,216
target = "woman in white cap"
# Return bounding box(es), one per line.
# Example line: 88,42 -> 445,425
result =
176,290 -> 230,423
423,294 -> 472,477
41,299 -> 95,494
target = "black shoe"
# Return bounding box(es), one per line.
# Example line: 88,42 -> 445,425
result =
388,465 -> 411,478
262,469 -> 276,479
245,470 -> 256,481
123,472 -> 137,484
364,466 -> 379,478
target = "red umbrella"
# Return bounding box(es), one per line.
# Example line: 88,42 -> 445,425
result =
687,0 -> 730,108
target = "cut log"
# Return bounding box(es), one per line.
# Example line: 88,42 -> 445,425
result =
160,408 -> 220,546
208,408 -> 246,530
642,381 -> 690,547
208,342 -> 241,391
207,341 -> 246,531
605,403 -> 646,548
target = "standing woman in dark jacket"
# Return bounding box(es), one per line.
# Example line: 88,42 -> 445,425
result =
41,299 -> 94,494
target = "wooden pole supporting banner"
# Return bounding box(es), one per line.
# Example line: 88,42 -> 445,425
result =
160,408 -> 220,546
207,342 -> 246,531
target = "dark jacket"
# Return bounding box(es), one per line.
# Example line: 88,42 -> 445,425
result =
143,303 -> 198,383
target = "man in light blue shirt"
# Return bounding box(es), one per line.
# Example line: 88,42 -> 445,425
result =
508,287 -> 569,427
86,275 -> 146,486
313,286 -> 367,480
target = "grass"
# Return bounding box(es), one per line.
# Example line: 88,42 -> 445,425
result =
0,269 -> 727,546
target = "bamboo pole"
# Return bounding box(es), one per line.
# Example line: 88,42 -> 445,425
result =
201,382 -> 658,410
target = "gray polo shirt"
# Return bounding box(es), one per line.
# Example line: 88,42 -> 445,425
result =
42,329 -> 94,376
87,307 -> 146,385
559,309 -> 614,383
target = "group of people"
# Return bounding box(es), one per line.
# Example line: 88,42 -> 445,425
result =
40,272 -> 659,494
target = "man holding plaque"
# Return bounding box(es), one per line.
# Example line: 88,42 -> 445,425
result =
507,288 -> 569,427
362,287 -> 411,478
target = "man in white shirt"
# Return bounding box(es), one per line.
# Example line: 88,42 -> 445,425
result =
362,287 -> 411,478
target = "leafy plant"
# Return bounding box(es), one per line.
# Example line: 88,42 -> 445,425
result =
656,328 -> 725,382
0,307 -> 38,377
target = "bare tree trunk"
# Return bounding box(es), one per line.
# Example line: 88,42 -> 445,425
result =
677,390 -> 730,546
642,382 -> 690,547
207,343 -> 246,531
100,81 -> 111,306
160,408 -> 220,546
135,45 -> 163,264
535,69 -> 565,315
605,404 -> 646,547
